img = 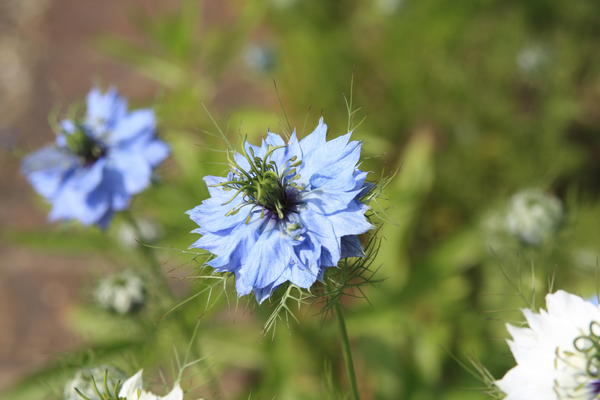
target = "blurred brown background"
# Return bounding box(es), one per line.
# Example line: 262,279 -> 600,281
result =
0,0 -> 188,389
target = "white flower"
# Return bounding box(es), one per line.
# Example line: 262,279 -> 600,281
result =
505,189 -> 562,246
64,366 -> 124,400
243,44 -> 276,73
117,219 -> 160,248
375,0 -> 404,15
497,290 -> 600,400
271,0 -> 297,10
516,44 -> 549,74
119,370 -> 183,400
95,270 -> 146,315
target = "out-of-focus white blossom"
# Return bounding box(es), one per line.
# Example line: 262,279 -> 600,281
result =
516,44 -> 549,74
243,44 -> 276,73
505,188 -> 562,246
95,270 -> 146,315
271,0 -> 297,10
375,0 -> 404,15
117,219 -> 160,248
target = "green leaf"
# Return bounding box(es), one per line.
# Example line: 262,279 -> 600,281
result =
96,36 -> 186,88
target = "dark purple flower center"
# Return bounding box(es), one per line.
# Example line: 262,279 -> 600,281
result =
65,126 -> 106,166
217,144 -> 302,220
573,321 -> 600,399
590,379 -> 600,396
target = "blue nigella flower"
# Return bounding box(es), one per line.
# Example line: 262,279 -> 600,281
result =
187,118 -> 373,302
22,87 -> 169,228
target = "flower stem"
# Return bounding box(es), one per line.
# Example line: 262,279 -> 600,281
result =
122,212 -> 169,296
334,302 -> 360,400
122,211 -> 222,398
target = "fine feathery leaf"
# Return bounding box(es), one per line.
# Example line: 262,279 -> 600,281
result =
318,232 -> 384,319
449,352 -> 505,400
344,75 -> 366,134
263,284 -> 310,336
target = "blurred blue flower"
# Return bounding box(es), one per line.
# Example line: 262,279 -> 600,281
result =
22,87 -> 169,228
187,118 -> 373,302
244,44 -> 276,73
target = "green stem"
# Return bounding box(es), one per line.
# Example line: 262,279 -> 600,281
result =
123,212 -> 169,292
122,211 -> 222,399
334,302 -> 360,400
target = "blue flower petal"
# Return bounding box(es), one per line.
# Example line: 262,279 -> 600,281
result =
108,109 -> 155,144
300,208 -> 341,266
86,87 -> 127,133
21,146 -> 77,199
303,187 -> 364,215
23,87 -> 167,228
340,235 -> 365,258
142,139 -> 170,167
265,131 -> 286,147
100,166 -> 131,211
326,203 -> 373,236
186,199 -> 249,233
238,227 -> 292,290
203,176 -> 239,201
95,209 -> 115,229
253,286 -> 275,304
49,163 -> 111,226
287,260 -> 319,288
187,118 -> 372,301
108,150 -> 152,194
299,118 -> 327,154
66,157 -> 106,193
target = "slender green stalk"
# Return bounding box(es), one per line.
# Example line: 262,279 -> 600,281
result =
122,211 -> 222,398
122,212 -> 170,297
334,302 -> 360,400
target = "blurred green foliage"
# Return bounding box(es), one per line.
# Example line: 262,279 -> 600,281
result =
6,0 -> 600,399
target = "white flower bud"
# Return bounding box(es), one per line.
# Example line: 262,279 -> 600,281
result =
516,44 -> 549,74
375,0 -> 404,15
505,188 -> 563,246
95,271 -> 146,315
271,0 -> 297,10
244,44 -> 276,73
117,219 -> 160,248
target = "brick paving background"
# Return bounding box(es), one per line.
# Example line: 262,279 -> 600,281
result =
0,0 -> 181,389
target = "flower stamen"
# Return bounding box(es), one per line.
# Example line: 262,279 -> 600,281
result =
213,143 -> 300,220
65,125 -> 106,165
